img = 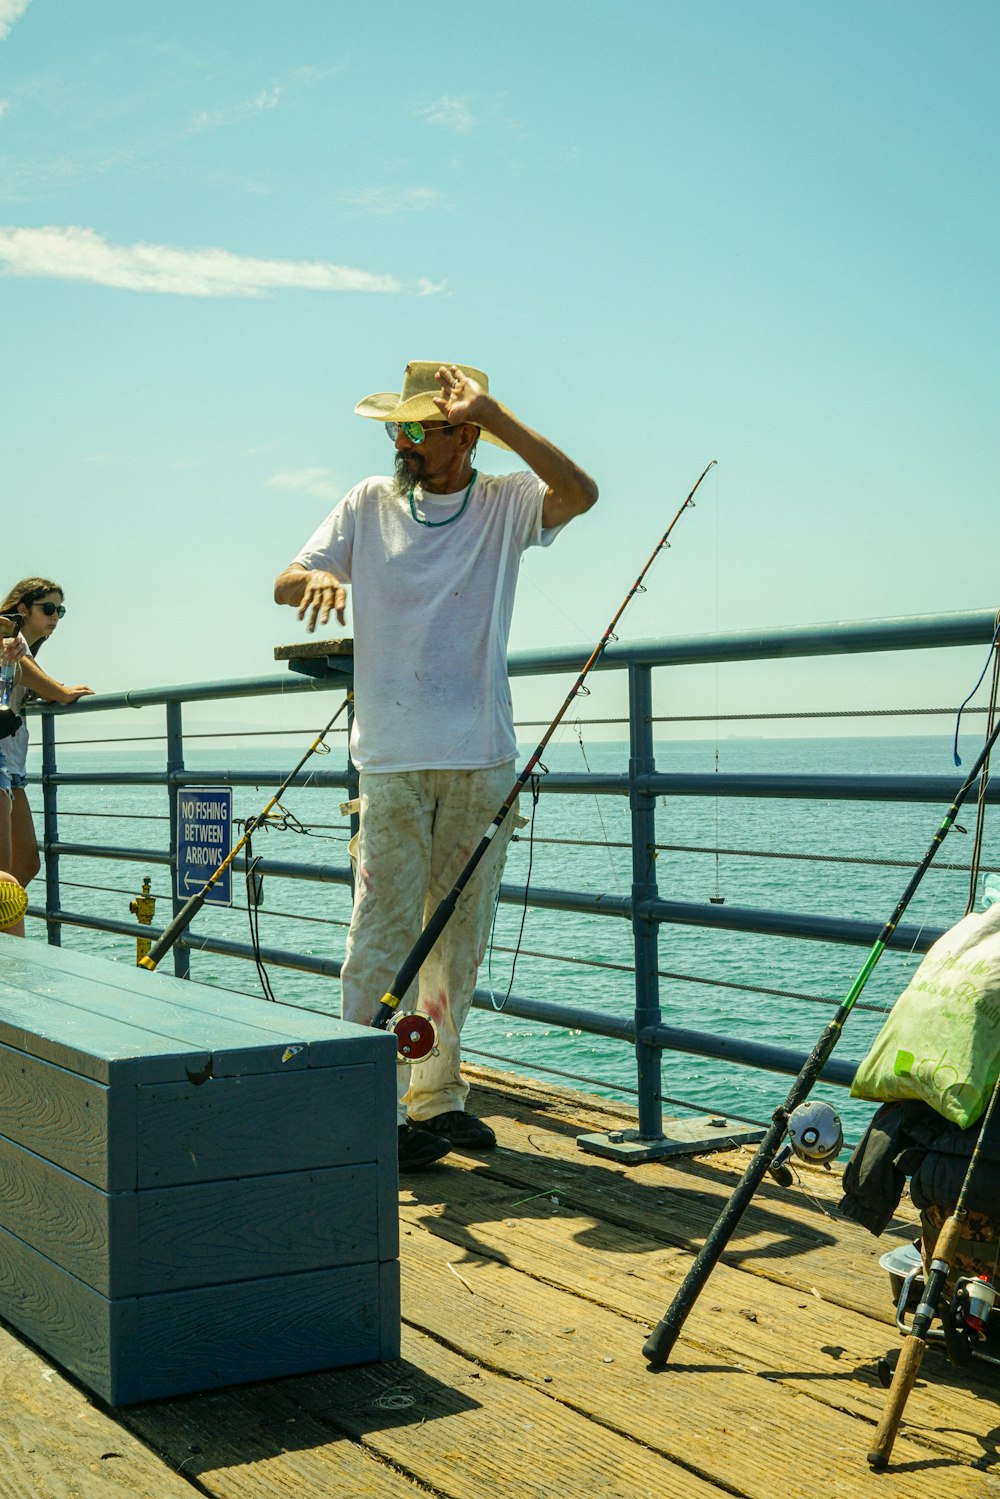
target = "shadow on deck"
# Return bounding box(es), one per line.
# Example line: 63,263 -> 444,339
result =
4,1067 -> 1000,1499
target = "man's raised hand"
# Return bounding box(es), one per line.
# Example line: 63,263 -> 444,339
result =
433,364 -> 490,427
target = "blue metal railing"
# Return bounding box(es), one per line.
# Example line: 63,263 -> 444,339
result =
29,607 -> 1000,1143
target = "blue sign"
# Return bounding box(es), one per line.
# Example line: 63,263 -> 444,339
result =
176,788 -> 233,905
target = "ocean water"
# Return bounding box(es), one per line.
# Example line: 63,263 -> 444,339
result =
20,731 -> 1000,1150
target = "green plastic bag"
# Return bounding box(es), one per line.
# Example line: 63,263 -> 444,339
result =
850,903 -> 1000,1128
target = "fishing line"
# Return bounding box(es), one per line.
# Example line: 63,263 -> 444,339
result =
235,799 -> 347,843
239,794 -> 273,1003
710,746 -> 724,904
574,720 -> 621,886
371,461 -> 717,1055
238,741 -> 344,1004
711,463 -> 724,905
952,613 -> 1000,764
963,612 -> 999,914
518,567 -> 596,642
487,708 -> 615,1001
487,772 -> 542,1012
138,693 -> 353,974
243,842 -> 275,1002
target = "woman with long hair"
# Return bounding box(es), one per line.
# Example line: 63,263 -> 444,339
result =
0,577 -> 93,934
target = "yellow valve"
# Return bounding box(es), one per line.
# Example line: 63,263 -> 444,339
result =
129,876 -> 156,966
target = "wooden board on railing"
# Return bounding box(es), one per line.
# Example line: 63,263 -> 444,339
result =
275,638 -> 354,682
274,638 -> 354,659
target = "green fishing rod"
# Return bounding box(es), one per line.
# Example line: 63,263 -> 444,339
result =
139,694 -> 352,974
642,708 -> 1000,1368
372,460 -> 716,1061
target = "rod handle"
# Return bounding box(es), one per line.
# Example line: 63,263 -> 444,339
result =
924,1209 -> 967,1270
371,994 -> 398,1031
138,889 -> 207,971
642,1315 -> 680,1366
867,1333 -> 927,1469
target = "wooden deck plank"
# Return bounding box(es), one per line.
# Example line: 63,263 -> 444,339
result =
0,1329 -> 193,1499
129,1330 -> 738,1499
120,1379 -> 433,1498
282,1324 -> 735,1499
398,1216 -> 1000,1498
459,1067 -> 918,1320
398,1160 -> 1000,1470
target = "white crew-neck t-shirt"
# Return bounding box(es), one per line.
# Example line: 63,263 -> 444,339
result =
292,469 -> 561,772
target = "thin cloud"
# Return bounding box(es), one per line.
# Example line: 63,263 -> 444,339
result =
343,187 -> 442,215
416,96 -> 475,134
190,87 -> 282,133
0,225 -> 414,297
268,469 -> 342,502
0,0 -> 31,43
0,100 -> 8,117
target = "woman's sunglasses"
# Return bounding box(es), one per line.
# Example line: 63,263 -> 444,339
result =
34,602 -> 66,618
384,421 -> 460,445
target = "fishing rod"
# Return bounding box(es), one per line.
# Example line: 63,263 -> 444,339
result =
138,694 -> 352,975
372,460 -> 717,1059
642,710 -> 1000,1367
867,1072 -> 1000,1470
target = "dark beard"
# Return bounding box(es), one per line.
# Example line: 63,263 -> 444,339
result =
392,451 -> 424,497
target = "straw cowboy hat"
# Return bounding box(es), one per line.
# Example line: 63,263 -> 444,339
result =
354,361 -> 512,449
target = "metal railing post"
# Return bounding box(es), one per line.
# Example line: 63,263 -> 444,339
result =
347,695 -> 359,899
577,665 -> 766,1164
165,699 -> 190,978
41,713 -> 61,946
629,663 -> 663,1141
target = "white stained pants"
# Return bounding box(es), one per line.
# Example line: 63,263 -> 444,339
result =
340,763 -> 517,1124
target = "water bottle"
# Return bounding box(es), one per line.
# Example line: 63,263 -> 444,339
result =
0,659 -> 15,711
0,612 -> 20,712
984,874 -> 1000,910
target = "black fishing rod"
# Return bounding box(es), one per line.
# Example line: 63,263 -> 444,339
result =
868,1071 -> 1000,1469
642,711 -> 1000,1367
372,460 -> 717,1058
139,694 -> 352,974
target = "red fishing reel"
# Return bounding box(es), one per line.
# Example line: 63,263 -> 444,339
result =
389,1011 -> 437,1062
371,989 -> 438,1062
382,1009 -> 438,1062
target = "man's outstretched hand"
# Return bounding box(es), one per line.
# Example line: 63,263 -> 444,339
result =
297,571 -> 348,632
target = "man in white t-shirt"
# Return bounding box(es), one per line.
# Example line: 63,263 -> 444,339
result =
275,361 -> 597,1169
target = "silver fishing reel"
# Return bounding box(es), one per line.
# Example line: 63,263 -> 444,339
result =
787,1100 -> 843,1164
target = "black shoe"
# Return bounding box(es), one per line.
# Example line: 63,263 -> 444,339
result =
417,1111 -> 497,1151
397,1123 -> 452,1172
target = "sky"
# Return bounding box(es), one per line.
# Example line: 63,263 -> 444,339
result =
2,0 -> 998,747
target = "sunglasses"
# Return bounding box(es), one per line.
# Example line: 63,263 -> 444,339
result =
384,421 -> 461,445
35,602 -> 66,618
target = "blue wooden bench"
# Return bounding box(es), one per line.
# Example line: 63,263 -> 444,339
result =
0,940 -> 399,1404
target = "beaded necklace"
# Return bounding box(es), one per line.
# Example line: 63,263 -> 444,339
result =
408,470 -> 477,528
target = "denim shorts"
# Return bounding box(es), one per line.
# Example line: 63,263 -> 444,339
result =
0,747 -> 26,797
